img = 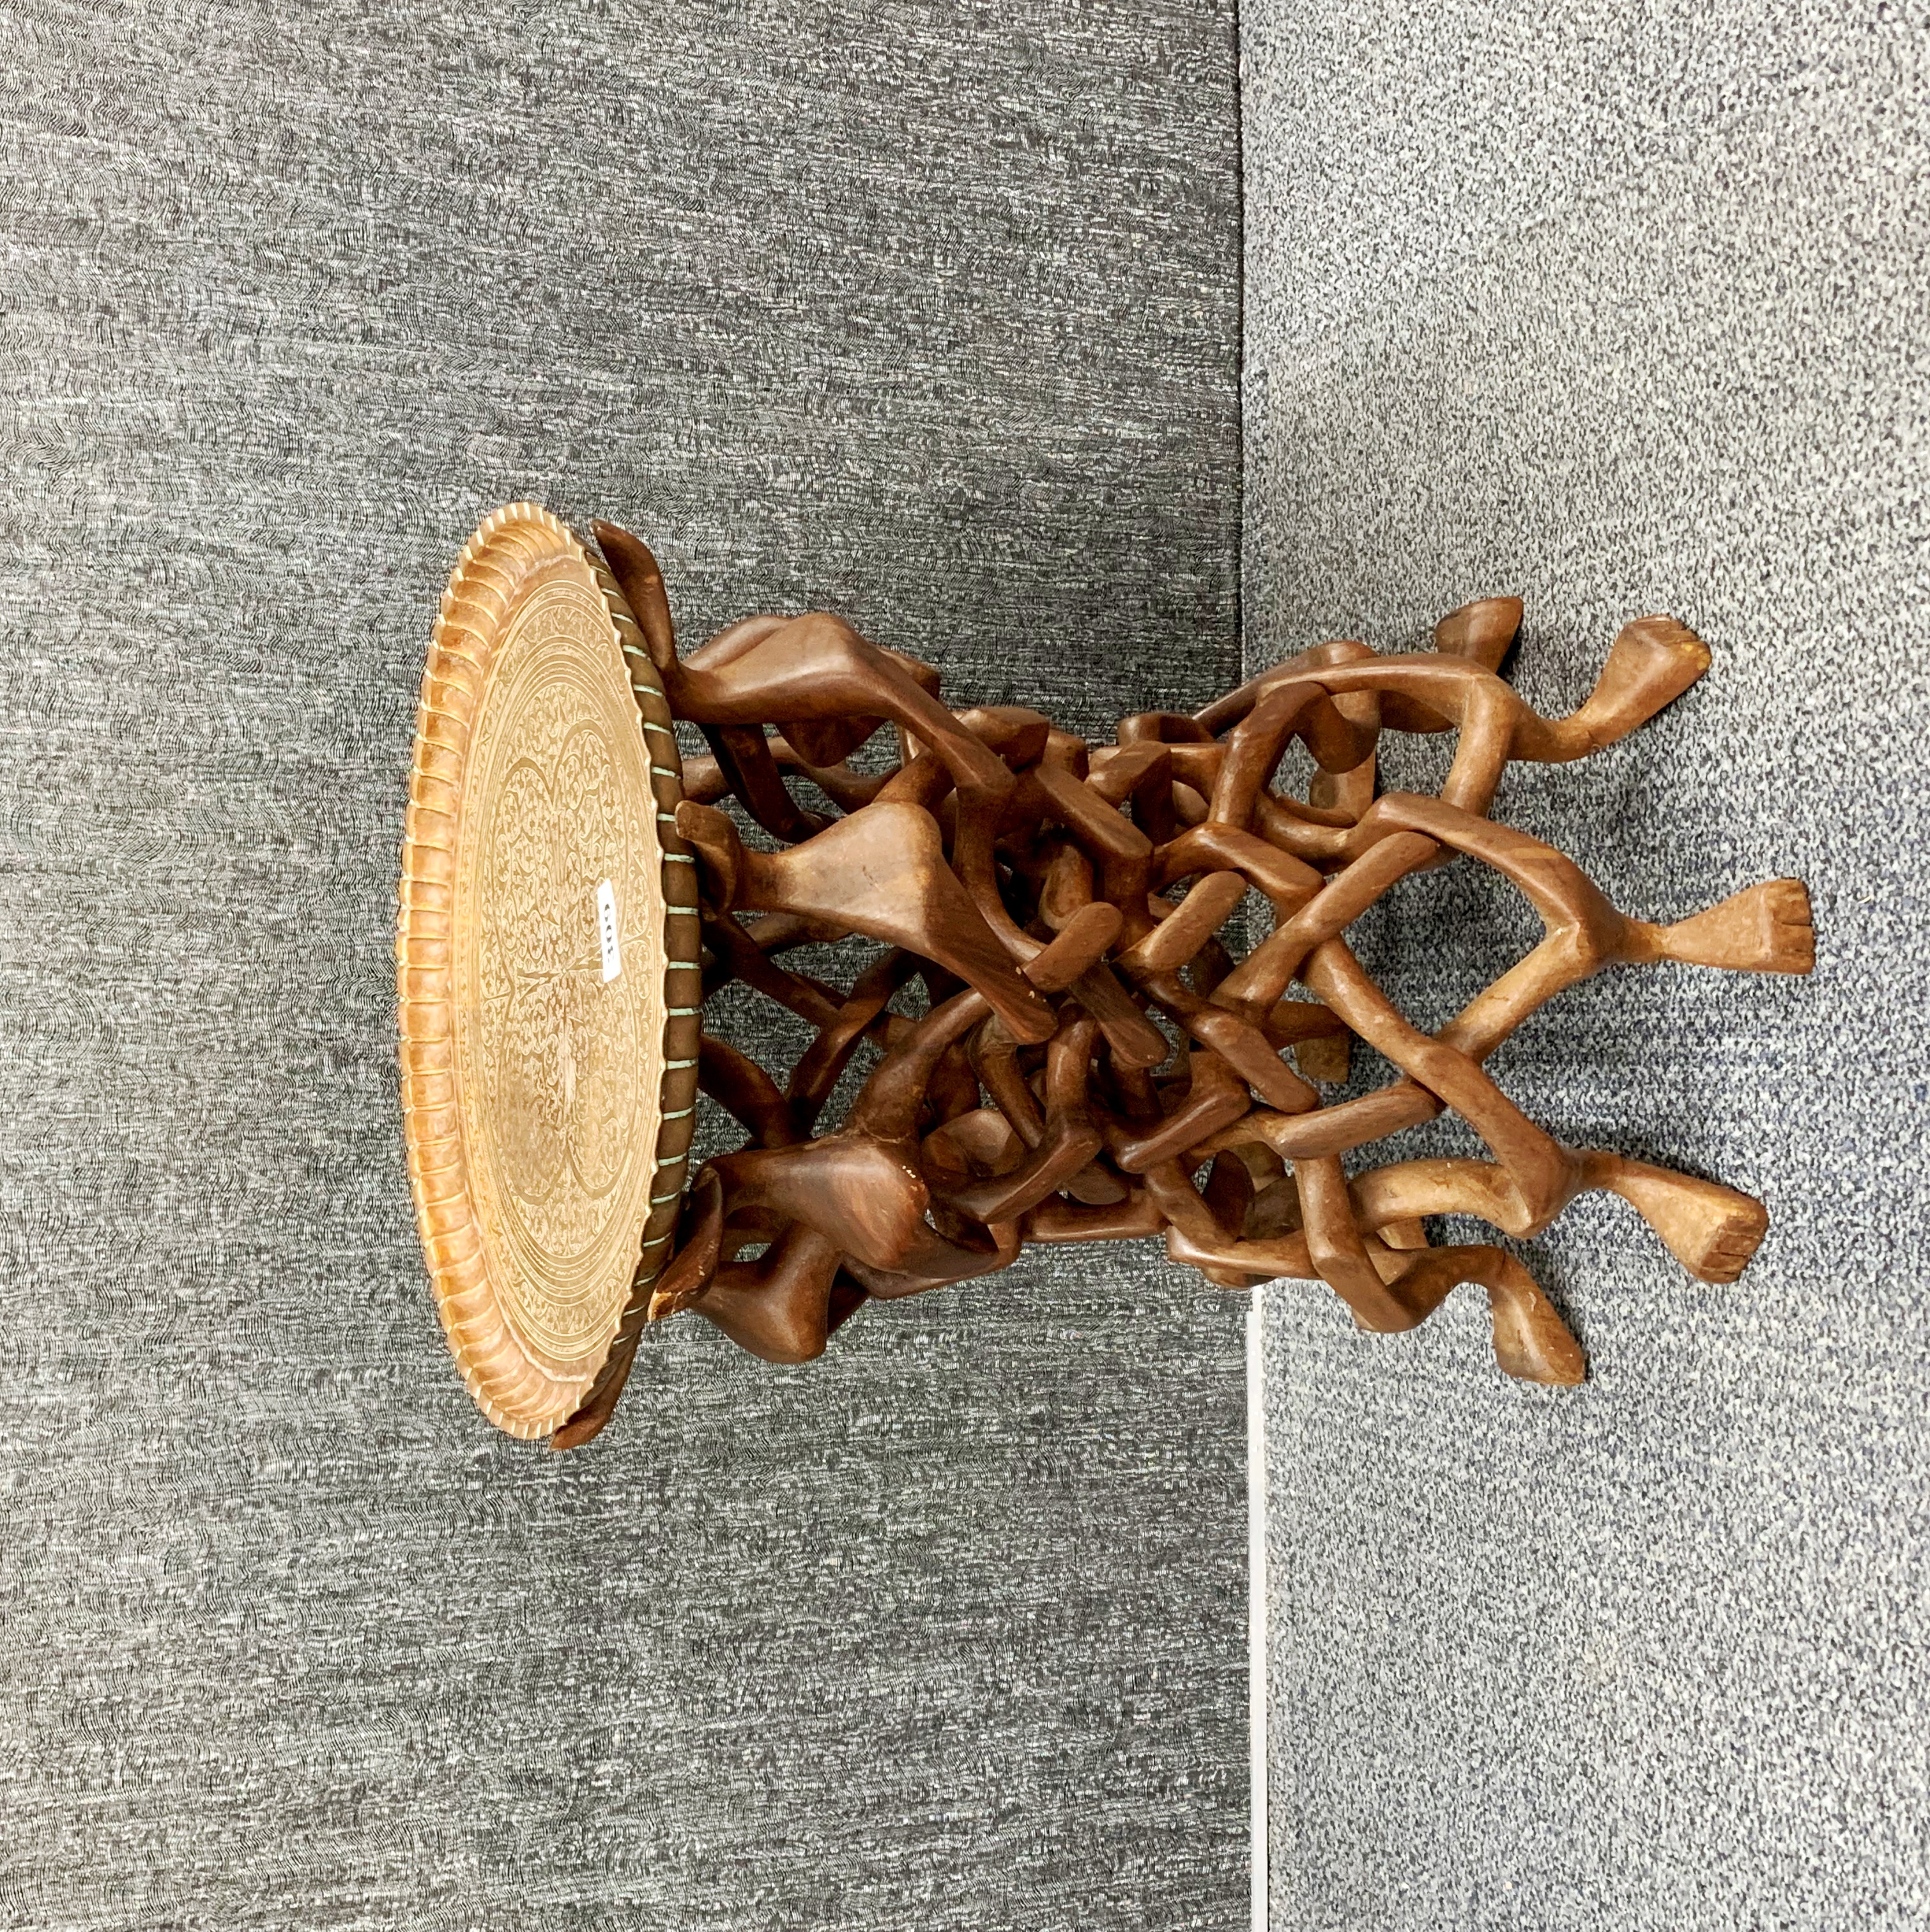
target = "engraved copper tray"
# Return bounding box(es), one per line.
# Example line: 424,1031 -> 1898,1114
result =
397,506 -> 700,1438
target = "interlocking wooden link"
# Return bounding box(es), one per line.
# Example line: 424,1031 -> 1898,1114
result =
554,519 -> 1814,1448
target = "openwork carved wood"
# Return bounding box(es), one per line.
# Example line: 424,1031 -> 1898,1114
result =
399,504 -> 1814,1448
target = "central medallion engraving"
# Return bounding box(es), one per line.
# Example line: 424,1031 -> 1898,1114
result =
452,576 -> 666,1370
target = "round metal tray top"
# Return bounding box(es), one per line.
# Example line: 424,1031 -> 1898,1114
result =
397,505 -> 699,1438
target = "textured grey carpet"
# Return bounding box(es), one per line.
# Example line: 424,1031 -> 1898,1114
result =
1245,4 -> 1930,1928
0,3 -> 1245,1925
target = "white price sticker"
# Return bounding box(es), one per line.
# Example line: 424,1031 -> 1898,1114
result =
595,879 -> 622,983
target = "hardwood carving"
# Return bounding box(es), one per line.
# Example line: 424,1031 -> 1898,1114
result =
399,505 -> 1814,1447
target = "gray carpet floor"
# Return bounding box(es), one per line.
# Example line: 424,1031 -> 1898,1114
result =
0,3 -> 1246,1925
1244,3 -> 1930,1927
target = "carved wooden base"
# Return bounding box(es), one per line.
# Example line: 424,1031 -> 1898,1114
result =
399,505 -> 1814,1448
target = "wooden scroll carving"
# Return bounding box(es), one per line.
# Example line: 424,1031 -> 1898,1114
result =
402,507 -> 1814,1448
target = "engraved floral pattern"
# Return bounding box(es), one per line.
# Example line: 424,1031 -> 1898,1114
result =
404,506 -> 687,1440
479,677 -> 640,1273
450,582 -> 664,1363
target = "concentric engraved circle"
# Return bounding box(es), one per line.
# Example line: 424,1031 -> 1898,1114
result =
398,505 -> 698,1440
